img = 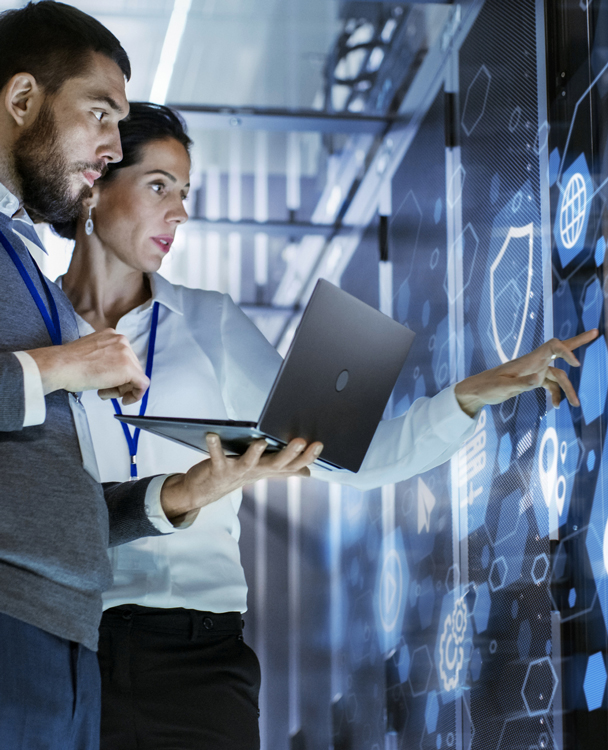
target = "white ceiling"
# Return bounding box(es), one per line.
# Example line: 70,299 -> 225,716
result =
0,0 -> 341,107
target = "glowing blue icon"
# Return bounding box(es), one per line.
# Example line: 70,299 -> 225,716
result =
579,337 -> 608,425
586,434 -> 608,634
425,690 -> 439,733
561,173 -> 587,248
374,529 -> 409,654
472,581 -> 491,634
554,153 -> 593,267
418,477 -> 436,534
489,223 -> 535,363
595,236 -> 606,267
498,433 -> 512,474
584,652 -> 607,711
438,595 -> 469,692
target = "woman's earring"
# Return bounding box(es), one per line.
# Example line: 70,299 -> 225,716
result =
85,207 -> 94,236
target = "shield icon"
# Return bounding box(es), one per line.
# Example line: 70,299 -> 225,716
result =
490,223 -> 534,363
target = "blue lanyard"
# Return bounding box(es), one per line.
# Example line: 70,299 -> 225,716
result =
0,228 -> 62,345
112,301 -> 160,479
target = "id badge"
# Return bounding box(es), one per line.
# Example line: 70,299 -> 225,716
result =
68,392 -> 101,483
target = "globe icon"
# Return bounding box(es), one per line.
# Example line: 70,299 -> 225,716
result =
560,172 -> 587,250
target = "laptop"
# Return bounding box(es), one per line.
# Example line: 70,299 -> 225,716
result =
115,279 -> 415,473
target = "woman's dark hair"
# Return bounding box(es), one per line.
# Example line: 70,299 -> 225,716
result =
0,1 -> 130,95
52,102 -> 193,240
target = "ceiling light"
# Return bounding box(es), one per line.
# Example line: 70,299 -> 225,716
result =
367,47 -> 385,73
335,48 -> 368,81
346,22 -> 375,47
326,186 -> 343,218
149,0 -> 192,105
348,97 -> 365,113
331,84 -> 351,111
381,18 -> 397,43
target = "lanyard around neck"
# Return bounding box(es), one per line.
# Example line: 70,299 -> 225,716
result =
112,300 -> 160,480
0,228 -> 62,346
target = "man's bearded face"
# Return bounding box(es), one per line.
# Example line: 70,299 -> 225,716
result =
13,100 -> 106,223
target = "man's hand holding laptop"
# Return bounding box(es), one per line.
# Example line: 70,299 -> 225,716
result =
160,328 -> 599,527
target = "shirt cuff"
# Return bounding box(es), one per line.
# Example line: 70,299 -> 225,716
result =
143,474 -> 196,531
143,475 -> 178,533
13,351 -> 46,427
428,383 -> 478,440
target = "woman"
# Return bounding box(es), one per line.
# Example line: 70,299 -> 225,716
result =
54,103 -> 573,750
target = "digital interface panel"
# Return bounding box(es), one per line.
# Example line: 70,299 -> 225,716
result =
240,2 -> 608,749
545,0 -> 608,746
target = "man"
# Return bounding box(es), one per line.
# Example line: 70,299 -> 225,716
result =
0,3 -> 321,749
0,2 -> 596,750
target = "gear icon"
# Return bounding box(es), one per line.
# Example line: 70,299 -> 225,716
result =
439,597 -> 468,691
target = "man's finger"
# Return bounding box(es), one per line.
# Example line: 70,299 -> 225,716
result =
98,377 -> 149,404
97,387 -> 121,400
121,385 -> 147,406
547,366 -> 580,407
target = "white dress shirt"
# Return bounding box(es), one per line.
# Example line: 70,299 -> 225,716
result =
0,181 -> 50,427
57,272 -> 477,615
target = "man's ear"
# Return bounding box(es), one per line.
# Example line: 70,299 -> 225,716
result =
3,73 -> 42,127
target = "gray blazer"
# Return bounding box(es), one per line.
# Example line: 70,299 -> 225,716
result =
0,216 -> 167,652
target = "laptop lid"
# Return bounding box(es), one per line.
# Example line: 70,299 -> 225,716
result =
258,279 -> 415,473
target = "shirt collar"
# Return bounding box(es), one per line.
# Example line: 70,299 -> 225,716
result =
0,181 -> 47,254
0,181 -> 23,219
148,272 -> 183,316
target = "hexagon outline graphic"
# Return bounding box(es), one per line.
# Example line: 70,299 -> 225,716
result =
551,527 -> 598,622
390,190 -> 423,283
579,336 -> 608,425
425,690 -> 439,734
462,64 -> 492,137
497,717 -> 555,750
521,657 -> 559,717
490,224 -> 534,363
472,581 -> 491,634
485,488 -> 525,549
447,164 -> 466,208
581,275 -> 603,332
532,553 -> 550,585
586,432 -> 608,633
534,121 -> 550,156
508,106 -> 522,133
446,564 -> 460,592
489,556 -> 508,592
409,645 -> 433,697
445,223 -> 479,304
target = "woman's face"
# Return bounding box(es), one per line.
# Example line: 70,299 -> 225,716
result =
91,137 -> 190,273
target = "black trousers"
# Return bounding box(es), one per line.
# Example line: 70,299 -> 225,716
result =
97,605 -> 260,750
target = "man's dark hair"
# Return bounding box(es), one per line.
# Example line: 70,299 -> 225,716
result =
52,102 -> 192,239
0,1 -> 131,95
